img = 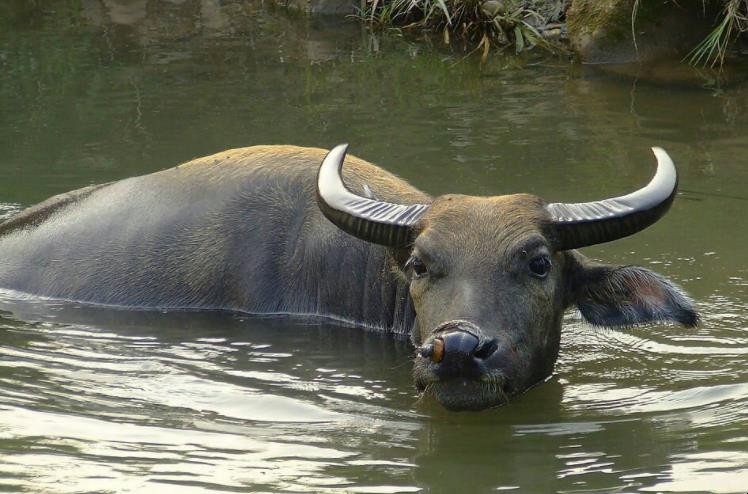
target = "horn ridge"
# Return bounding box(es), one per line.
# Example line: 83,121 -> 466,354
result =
546,147 -> 679,250
316,144 -> 430,247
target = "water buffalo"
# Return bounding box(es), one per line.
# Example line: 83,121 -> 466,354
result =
0,144 -> 697,410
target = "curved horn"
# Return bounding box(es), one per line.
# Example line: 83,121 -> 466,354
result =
546,147 -> 678,250
316,144 -> 430,247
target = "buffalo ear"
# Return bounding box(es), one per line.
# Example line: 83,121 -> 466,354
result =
569,255 -> 699,328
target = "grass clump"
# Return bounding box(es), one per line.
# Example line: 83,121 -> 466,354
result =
686,0 -> 748,67
358,0 -> 567,59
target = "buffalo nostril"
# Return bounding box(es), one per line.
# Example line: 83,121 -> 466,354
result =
418,338 -> 445,363
474,337 -> 499,360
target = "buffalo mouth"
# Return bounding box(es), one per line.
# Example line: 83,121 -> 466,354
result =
414,366 -> 510,411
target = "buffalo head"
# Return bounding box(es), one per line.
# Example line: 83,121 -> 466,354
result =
316,145 -> 697,410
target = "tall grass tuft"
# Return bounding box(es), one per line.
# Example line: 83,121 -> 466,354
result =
686,0 -> 748,67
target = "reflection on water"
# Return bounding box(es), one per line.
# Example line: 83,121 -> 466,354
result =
0,298 -> 420,492
1,1 -> 747,492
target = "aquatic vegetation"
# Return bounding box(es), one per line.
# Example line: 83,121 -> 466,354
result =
357,0 -> 567,58
629,0 -> 747,68
361,0 -> 747,66
685,0 -> 748,67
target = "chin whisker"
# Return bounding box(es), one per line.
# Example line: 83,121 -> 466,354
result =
415,382 -> 437,405
415,374 -> 509,410
481,373 -> 508,403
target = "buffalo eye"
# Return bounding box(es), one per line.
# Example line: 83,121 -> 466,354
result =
528,255 -> 552,279
406,256 -> 428,278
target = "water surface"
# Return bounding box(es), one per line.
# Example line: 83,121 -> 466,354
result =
0,1 -> 746,492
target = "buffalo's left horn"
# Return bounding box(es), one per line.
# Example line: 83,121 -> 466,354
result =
316,144 -> 430,247
546,147 -> 678,251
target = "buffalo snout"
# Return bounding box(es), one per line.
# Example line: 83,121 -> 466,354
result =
414,320 -> 510,410
417,320 -> 504,383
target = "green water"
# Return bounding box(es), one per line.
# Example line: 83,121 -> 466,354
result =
0,1 -> 747,493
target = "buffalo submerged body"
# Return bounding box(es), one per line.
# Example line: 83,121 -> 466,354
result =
0,145 -> 698,410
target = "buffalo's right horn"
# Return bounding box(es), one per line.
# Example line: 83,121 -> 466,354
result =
316,144 -> 430,248
546,147 -> 678,251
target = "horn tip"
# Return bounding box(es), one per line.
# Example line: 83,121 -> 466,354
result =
649,147 -> 676,182
650,146 -> 672,164
321,144 -> 350,174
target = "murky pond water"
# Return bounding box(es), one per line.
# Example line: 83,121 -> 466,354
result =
1,1 -> 747,492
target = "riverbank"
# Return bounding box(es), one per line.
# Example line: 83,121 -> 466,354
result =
278,0 -> 747,67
